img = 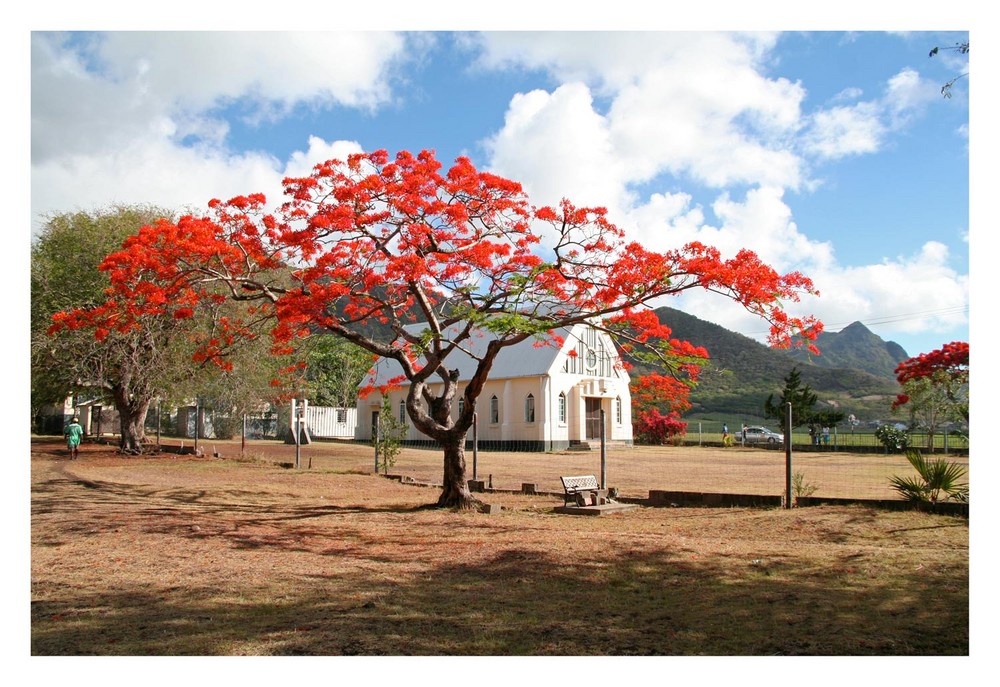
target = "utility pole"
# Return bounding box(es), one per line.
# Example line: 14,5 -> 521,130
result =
784,402 -> 793,509
472,412 -> 479,481
600,408 -> 607,489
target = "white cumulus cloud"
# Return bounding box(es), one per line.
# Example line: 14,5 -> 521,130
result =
30,31 -> 411,229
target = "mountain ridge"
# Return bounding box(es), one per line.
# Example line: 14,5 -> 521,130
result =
642,307 -> 903,418
782,320 -> 909,378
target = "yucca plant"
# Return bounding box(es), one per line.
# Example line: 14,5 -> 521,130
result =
890,449 -> 969,503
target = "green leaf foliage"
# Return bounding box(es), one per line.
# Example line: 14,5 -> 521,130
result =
875,425 -> 909,453
890,449 -> 968,503
304,336 -> 372,408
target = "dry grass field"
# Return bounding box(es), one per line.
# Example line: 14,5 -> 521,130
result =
30,436 -> 969,657
173,435 -> 970,502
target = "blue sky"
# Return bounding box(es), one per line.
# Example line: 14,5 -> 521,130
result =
24,6 -> 975,360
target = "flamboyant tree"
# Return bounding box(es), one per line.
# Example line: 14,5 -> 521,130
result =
893,341 -> 969,402
34,206 -> 201,449
892,341 -> 969,446
55,149 -> 820,507
630,371 -> 695,444
32,206 -> 170,418
41,206 -> 290,452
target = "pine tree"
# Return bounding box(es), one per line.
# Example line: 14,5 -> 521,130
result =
764,367 -> 817,432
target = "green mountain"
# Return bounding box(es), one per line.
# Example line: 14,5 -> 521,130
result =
782,321 -> 909,379
642,307 -> 903,419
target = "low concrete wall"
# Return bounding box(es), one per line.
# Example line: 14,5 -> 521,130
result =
645,489 -> 968,516
646,490 -> 782,508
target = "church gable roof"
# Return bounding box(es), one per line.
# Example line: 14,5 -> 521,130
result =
364,322 -> 609,389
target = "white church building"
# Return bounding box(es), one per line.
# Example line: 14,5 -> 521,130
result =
355,322 -> 633,451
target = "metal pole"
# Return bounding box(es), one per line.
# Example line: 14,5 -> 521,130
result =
600,408 -> 607,489
374,413 -> 380,473
156,399 -> 161,449
784,402 -> 793,509
302,399 -> 312,468
294,402 -> 301,470
194,401 -> 200,454
241,413 -> 246,457
472,412 -> 479,481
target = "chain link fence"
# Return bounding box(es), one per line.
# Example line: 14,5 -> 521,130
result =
39,402 -> 967,505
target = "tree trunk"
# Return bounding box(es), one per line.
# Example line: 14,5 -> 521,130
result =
115,394 -> 152,454
436,436 -> 478,510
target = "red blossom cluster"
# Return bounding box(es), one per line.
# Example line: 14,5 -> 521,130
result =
633,408 -> 688,444
892,341 -> 969,410
894,341 -> 969,385
630,373 -> 695,417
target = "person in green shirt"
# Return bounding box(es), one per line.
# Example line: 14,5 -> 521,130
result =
64,417 -> 83,460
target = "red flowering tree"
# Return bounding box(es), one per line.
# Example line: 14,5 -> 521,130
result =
42,207 -> 294,453
630,371 -> 696,444
36,205 -> 207,452
893,341 -> 969,391
892,341 -> 969,446
55,149 -> 820,508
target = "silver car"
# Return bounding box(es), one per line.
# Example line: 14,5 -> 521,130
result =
741,426 -> 783,444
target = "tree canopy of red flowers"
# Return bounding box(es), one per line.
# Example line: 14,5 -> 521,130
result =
894,341 -> 969,386
52,149 -> 821,507
892,341 -> 969,411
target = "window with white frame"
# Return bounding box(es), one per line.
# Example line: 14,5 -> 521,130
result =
490,395 -> 499,424
558,392 -> 567,423
615,396 -> 622,424
561,326 -> 615,378
398,400 -> 406,424
525,394 -> 535,423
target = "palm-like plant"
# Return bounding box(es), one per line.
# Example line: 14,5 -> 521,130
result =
890,449 -> 969,503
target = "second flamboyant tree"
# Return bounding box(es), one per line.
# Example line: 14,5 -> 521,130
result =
892,341 -> 969,446
56,149 -> 821,507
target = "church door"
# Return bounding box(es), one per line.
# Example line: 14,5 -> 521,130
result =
585,398 -> 603,440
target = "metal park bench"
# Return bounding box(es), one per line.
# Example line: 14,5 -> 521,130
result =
560,475 -> 610,507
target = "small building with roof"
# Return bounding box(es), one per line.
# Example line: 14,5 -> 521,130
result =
355,322 -> 633,451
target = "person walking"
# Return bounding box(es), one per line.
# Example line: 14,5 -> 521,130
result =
65,416 -> 84,460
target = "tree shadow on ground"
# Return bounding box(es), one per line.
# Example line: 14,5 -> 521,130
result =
31,453 -> 968,656
31,534 -> 968,655
31,466 -> 434,557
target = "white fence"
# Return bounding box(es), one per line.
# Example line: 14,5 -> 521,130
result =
305,406 -> 357,439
